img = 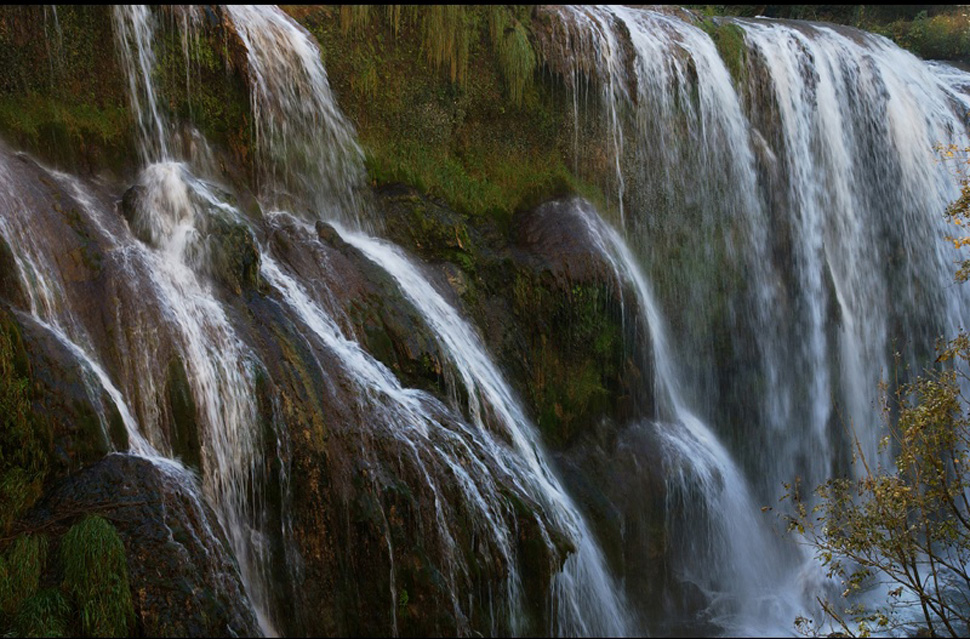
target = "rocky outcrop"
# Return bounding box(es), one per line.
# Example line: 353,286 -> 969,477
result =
239,212 -> 563,636
376,186 -> 670,626
17,454 -> 260,637
379,185 -> 652,449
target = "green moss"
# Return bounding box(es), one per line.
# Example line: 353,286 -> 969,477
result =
1,518 -> 132,638
490,7 -> 537,107
60,516 -> 133,638
698,19 -> 748,88
292,5 -> 610,228
0,535 -> 69,638
0,7 -> 133,172
155,14 -> 252,160
510,274 -> 625,447
0,535 -> 49,619
364,137 -> 604,230
0,318 -> 49,534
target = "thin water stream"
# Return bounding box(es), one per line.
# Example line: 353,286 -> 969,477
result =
5,4 -> 970,636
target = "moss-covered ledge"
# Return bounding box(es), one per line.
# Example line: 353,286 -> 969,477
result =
286,5 -> 610,230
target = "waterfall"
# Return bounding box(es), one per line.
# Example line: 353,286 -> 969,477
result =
112,6 -> 283,632
106,4 -> 631,635
7,3 -> 970,636
223,5 -> 366,225
538,4 -> 970,635
43,6 -> 64,82
338,227 -> 631,635
571,198 -> 808,634
218,5 -> 631,632
112,5 -> 171,164
736,19 -> 970,482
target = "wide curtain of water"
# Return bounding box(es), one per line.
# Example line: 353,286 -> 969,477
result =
543,5 -> 970,634
4,4 -> 970,637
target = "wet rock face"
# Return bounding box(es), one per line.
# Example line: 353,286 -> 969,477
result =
208,217 -> 262,294
9,310 -> 123,476
0,235 -> 26,308
554,421 -> 672,630
513,198 -> 620,286
19,454 -> 260,637
377,186 -> 651,450
5,141 -> 656,636
165,357 -> 201,473
240,233 -> 545,637
263,213 -> 451,399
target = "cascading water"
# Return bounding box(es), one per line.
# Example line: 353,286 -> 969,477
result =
338,227 -> 631,635
569,198 -> 808,635
219,5 -> 631,631
540,4 -> 970,635
736,19 -> 970,479
111,6 -> 285,632
223,5 -> 365,224
113,4 -> 632,635
9,4 -> 970,637
0,151 -> 145,455
112,5 -> 170,164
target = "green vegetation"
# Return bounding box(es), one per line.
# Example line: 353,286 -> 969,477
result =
61,516 -> 133,637
694,6 -> 970,64
0,536 -> 48,618
153,10 -> 253,174
0,322 -> 135,636
698,19 -> 748,88
0,518 -> 134,637
877,11 -> 970,64
1,5 -> 610,226
0,6 -> 133,172
784,353 -> 970,637
12,588 -> 70,637
0,535 -> 71,638
0,318 -> 48,535
488,6 -> 537,107
290,5 -> 608,228
0,6 -> 252,176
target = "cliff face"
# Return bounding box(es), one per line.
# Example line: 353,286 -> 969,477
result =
0,6 -> 650,636
3,5 -> 970,637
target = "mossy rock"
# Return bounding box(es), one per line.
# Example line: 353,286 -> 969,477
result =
376,188 -> 648,450
11,313 -> 122,476
290,6 -> 610,228
697,18 -> 749,89
207,216 -> 262,295
15,454 -> 260,637
0,311 -> 51,533
0,7 -> 134,175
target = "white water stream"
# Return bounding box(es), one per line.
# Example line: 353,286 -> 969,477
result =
5,4 -> 970,636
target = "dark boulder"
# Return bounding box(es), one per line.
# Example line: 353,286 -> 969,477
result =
513,197 -> 619,286
19,453 -> 261,637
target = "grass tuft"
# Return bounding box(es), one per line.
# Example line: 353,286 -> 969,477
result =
61,516 -> 133,638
